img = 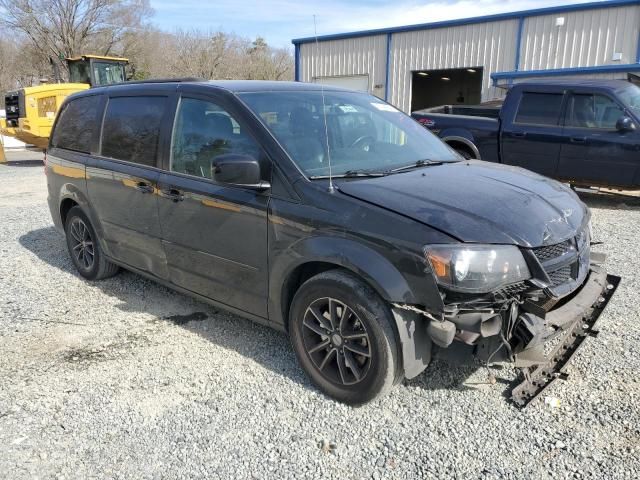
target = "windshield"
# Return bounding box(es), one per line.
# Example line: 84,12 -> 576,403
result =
618,83 -> 640,113
92,62 -> 125,86
239,90 -> 459,177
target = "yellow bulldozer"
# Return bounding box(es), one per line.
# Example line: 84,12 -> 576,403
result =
1,55 -> 129,162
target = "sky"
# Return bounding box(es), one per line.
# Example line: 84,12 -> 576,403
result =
149,0 -> 606,48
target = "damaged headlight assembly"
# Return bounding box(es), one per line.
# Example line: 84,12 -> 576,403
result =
424,244 -> 531,294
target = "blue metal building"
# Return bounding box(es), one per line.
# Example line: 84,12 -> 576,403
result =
292,0 -> 640,112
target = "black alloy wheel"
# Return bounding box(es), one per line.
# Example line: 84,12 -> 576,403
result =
302,297 -> 372,386
64,206 -> 119,280
289,269 -> 400,405
68,217 -> 95,272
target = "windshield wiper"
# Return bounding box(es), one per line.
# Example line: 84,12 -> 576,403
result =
387,159 -> 445,173
309,169 -> 387,180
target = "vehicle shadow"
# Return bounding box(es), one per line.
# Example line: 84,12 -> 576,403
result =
576,189 -> 640,211
19,226 -> 484,399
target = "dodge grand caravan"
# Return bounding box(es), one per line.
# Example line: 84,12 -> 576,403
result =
46,80 -> 619,406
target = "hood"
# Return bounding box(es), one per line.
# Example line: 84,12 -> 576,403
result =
338,160 -> 587,247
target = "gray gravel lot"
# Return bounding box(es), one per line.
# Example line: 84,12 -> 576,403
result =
1,151 -> 639,479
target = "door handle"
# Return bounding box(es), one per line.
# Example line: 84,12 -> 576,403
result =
512,132 -> 526,138
570,137 -> 587,144
135,182 -> 154,194
160,188 -> 185,202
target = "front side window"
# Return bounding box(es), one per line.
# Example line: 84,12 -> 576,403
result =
566,94 -> 624,129
238,90 -> 458,177
171,97 -> 262,180
515,92 -> 564,126
50,95 -> 102,153
101,96 -> 167,166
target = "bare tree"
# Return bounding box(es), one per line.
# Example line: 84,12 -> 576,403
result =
0,3 -> 293,95
0,0 -> 153,78
153,30 -> 294,81
241,37 -> 293,80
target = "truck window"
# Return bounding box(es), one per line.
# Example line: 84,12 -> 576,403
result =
515,92 -> 563,126
566,94 -> 624,129
50,95 -> 102,153
170,97 -> 262,180
101,96 -> 167,167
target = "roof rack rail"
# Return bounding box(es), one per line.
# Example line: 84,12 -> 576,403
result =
96,77 -> 206,88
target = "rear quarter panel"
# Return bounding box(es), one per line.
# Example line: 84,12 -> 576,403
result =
46,149 -> 93,233
412,112 -> 500,162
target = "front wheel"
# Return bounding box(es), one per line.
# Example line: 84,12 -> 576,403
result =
289,270 -> 400,405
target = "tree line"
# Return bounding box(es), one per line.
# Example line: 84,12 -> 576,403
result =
0,0 -> 294,106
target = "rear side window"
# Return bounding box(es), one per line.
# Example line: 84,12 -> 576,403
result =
101,96 -> 167,166
515,92 -> 564,126
51,95 -> 102,153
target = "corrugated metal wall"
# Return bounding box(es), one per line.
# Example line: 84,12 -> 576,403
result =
298,36 -> 388,98
520,4 -> 640,70
388,20 -> 519,112
296,3 -> 640,113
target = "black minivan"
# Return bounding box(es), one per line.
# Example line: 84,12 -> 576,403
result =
46,80 -> 618,406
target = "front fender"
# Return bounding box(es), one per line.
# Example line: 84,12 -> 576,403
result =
268,235 -> 444,327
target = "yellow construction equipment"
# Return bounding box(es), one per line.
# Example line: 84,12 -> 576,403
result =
1,55 -> 128,155
0,132 -> 6,163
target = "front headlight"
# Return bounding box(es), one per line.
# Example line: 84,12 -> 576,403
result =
424,244 -> 531,293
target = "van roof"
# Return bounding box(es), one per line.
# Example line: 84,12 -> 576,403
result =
86,79 -> 353,94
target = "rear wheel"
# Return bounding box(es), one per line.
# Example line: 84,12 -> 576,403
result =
453,146 -> 474,159
64,206 -> 119,280
289,270 -> 399,405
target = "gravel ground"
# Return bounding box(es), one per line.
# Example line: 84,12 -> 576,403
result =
1,151 -> 639,480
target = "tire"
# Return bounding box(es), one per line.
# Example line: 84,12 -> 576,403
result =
64,206 -> 119,280
288,269 -> 400,405
454,147 -> 473,160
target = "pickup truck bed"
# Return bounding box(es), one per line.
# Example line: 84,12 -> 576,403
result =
412,79 -> 640,189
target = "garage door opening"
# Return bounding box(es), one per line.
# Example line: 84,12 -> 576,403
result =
410,67 -> 483,112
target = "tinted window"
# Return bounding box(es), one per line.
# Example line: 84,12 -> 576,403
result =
51,95 -> 102,153
101,96 -> 166,166
515,92 -> 564,125
566,94 -> 624,129
171,97 -> 262,179
239,91 -> 458,178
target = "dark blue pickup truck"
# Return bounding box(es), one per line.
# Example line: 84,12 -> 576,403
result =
412,80 -> 640,189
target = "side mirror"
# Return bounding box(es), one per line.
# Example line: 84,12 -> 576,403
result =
616,116 -> 636,132
212,154 -> 270,190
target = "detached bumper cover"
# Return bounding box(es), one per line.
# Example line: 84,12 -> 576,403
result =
509,266 -> 620,407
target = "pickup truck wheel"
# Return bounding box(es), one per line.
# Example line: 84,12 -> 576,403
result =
289,270 -> 399,405
64,206 -> 119,281
453,147 -> 473,159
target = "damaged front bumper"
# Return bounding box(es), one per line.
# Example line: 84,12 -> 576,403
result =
508,266 -> 620,407
393,261 -> 620,407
